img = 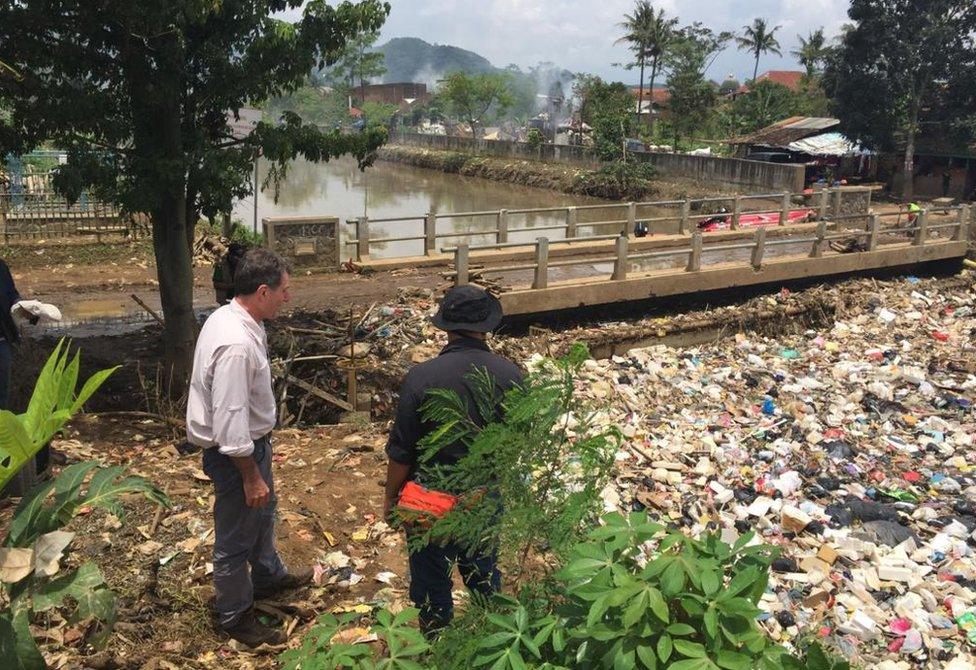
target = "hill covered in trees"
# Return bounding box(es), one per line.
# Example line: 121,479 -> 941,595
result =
377,37 -> 498,84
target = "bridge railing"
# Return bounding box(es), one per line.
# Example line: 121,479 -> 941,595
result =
343,187 -> 875,261
448,205 -> 973,290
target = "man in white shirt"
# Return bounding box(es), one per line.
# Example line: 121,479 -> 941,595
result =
187,247 -> 310,647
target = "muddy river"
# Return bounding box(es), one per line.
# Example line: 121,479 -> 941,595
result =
232,156 -> 619,259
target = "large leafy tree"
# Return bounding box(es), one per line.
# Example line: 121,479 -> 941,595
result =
437,72 -> 514,139
736,18 -> 783,83
325,29 -> 387,105
823,0 -> 976,201
792,28 -> 829,78
665,24 -> 731,148
0,1 -> 391,374
725,79 -> 830,137
573,75 -> 638,160
616,1 -> 678,133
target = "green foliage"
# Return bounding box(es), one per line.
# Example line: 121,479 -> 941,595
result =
824,0 -> 976,201
1,463 -> 167,668
525,129 -> 545,150
791,29 -> 829,78
398,343 -> 619,579
736,18 -> 783,83
437,512 -> 848,670
0,1 -> 392,359
280,608 -> 429,670
574,76 -> 636,161
0,339 -> 117,491
616,1 -> 679,130
437,72 -> 515,139
573,161 -> 658,200
722,80 -> 830,137
665,29 -> 723,148
823,0 -> 976,198
324,30 -> 387,95
265,84 -> 354,129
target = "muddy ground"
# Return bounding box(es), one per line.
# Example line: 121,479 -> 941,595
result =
0,415 -> 409,670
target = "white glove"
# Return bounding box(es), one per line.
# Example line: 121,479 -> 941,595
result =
11,300 -> 62,322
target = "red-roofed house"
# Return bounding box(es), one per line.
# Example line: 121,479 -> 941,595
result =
738,70 -> 805,94
629,87 -> 671,125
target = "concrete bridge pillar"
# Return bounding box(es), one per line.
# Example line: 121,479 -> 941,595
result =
566,207 -> 578,238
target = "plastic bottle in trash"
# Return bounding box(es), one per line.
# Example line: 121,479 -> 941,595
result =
762,396 -> 776,416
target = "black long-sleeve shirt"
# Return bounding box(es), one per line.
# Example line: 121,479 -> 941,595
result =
0,259 -> 22,342
385,337 -> 523,474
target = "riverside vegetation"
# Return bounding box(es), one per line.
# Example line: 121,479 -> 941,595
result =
376,146 -> 660,201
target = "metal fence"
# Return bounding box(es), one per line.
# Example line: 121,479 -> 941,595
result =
0,161 -> 136,242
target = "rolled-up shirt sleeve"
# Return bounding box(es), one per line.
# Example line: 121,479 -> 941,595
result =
211,345 -> 254,457
385,382 -> 423,466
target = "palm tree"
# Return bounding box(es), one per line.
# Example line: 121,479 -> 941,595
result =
616,1 -> 678,132
736,17 -> 783,83
791,28 -> 827,77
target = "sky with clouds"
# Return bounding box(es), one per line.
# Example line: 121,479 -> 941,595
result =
287,1 -> 852,84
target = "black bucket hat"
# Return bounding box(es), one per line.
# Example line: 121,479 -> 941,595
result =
431,285 -> 503,333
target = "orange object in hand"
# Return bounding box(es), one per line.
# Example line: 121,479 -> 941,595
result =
397,481 -> 458,518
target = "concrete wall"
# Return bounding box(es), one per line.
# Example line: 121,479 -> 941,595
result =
397,132 -> 806,193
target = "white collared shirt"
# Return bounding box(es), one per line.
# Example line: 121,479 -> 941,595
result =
186,299 -> 276,456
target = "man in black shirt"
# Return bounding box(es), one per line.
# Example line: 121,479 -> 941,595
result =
383,285 -> 522,635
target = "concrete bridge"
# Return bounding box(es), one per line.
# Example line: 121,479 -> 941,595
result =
451,205 -> 972,317
260,188 -> 972,319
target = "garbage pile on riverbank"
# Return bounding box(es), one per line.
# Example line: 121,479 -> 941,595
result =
554,274 -> 976,667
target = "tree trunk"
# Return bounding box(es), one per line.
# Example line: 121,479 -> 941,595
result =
753,56 -> 760,83
123,31 -> 197,385
152,194 -> 197,385
647,58 -> 658,136
902,128 -> 916,202
901,93 -> 921,202
637,56 -> 645,125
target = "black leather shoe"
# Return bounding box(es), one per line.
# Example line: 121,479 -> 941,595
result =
223,612 -> 286,647
253,567 -> 314,599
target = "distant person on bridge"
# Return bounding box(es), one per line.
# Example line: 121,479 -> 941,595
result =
383,285 -> 523,638
187,248 -> 311,647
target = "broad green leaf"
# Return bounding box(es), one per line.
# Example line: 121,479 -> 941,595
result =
646,586 -> 669,623
5,479 -> 56,547
667,623 -> 696,636
718,567 -> 760,602
70,366 -> 119,415
668,659 -> 713,670
0,411 -> 37,491
700,569 -> 720,596
636,644 -> 657,670
1,605 -> 45,670
660,560 -> 686,595
657,633 -> 673,663
479,632 -> 516,649
717,650 -> 753,670
704,606 -> 719,639
586,593 -> 611,628
24,339 -> 65,438
622,590 -> 647,628
34,562 -> 106,611
673,639 -> 707,658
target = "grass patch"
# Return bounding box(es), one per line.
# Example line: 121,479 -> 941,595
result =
2,239 -> 155,268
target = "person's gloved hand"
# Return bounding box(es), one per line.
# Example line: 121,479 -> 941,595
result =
11,300 -> 62,323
